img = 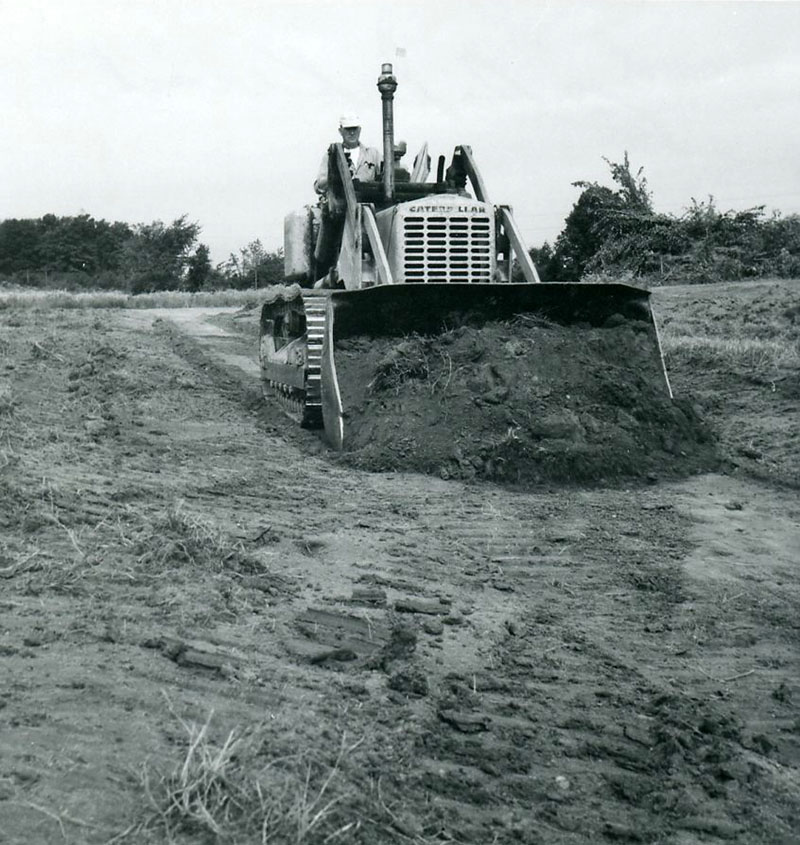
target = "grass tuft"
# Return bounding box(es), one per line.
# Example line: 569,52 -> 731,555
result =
134,503 -> 243,571
0,385 -> 17,416
140,707 -> 363,844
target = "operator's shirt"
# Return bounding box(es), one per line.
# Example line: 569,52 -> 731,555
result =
314,143 -> 381,194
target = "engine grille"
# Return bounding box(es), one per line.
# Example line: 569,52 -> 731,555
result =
402,215 -> 493,283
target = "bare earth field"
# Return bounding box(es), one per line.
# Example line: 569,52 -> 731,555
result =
1,280 -> 798,844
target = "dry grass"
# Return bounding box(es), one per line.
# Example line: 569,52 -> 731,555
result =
114,503 -> 273,626
370,338 -> 431,394
0,384 -> 17,417
662,332 -> 800,374
139,706 -> 365,844
0,288 -> 263,311
0,476 -> 99,591
369,335 -> 468,397
654,277 -> 800,377
133,503 -> 243,571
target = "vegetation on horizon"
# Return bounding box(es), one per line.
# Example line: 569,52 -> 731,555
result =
3,158 -> 799,292
530,153 -> 800,284
0,213 -> 283,294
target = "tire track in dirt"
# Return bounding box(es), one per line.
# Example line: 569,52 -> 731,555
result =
141,306 -> 796,842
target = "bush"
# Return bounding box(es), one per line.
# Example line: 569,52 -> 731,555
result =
530,155 -> 800,285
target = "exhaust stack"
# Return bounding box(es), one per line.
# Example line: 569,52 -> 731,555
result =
377,63 -> 397,202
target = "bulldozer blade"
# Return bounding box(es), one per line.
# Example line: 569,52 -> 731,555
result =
320,282 -> 671,450
320,297 -> 344,450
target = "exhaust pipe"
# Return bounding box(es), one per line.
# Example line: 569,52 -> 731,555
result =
377,63 -> 397,202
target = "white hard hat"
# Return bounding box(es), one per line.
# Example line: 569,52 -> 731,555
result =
339,114 -> 361,128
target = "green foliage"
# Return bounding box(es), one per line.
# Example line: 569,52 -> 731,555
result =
526,241 -> 556,280
0,213 -> 214,293
543,152 -> 652,281
533,153 -> 800,284
185,243 -> 213,292
586,199 -> 800,284
602,153 -> 652,214
121,215 -> 201,294
37,213 -> 130,274
0,214 -> 131,283
218,239 -> 284,290
0,219 -> 42,274
0,210 -> 285,293
548,184 -> 624,280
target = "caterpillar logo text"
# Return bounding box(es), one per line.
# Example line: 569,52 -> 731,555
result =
407,204 -> 484,214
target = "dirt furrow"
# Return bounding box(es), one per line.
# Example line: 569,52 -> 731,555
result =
0,302 -> 797,844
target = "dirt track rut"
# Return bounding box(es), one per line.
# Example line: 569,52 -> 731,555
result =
153,308 -> 800,841
0,304 -> 797,843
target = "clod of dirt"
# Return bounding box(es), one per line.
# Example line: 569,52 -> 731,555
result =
679,817 -> 744,839
22,634 -> 44,648
297,535 -> 327,555
380,623 -> 418,667
294,607 -> 390,663
602,821 -> 646,841
395,596 -> 449,615
387,668 -> 429,697
724,499 -> 745,510
239,573 -> 296,596
772,682 -> 792,703
334,316 -> 720,486
423,618 -> 444,636
437,708 -> 491,733
143,636 -> 241,673
309,647 -> 358,665
349,586 -> 387,606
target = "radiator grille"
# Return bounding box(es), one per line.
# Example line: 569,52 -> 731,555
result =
403,215 -> 493,282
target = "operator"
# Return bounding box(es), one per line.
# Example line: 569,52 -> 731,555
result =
312,115 -> 381,282
313,115 -> 381,194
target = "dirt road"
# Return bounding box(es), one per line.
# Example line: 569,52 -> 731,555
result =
1,298 -> 798,843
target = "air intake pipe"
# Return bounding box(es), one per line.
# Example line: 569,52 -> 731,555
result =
377,63 -> 397,203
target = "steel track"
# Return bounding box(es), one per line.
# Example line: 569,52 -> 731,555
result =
260,291 -> 327,428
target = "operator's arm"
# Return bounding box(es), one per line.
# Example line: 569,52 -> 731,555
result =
313,151 -> 329,194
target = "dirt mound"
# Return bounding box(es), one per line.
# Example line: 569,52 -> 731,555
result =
334,314 -> 719,485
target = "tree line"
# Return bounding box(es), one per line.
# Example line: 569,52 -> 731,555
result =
0,213 -> 284,292
3,164 -> 799,292
529,153 -> 800,284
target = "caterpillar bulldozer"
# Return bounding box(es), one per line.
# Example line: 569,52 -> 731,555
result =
259,63 -> 671,449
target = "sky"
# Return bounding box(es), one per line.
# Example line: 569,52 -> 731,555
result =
1,0 -> 799,264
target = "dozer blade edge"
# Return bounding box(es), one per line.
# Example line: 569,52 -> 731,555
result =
320,282 -> 672,451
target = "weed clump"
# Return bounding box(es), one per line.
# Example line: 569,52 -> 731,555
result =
370,337 -> 430,393
131,503 -> 269,575
134,505 -> 235,570
141,710 -> 365,843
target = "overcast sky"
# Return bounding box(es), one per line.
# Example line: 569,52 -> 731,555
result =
2,0 -> 799,264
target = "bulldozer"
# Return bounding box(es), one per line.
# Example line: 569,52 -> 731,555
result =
259,63 -> 671,449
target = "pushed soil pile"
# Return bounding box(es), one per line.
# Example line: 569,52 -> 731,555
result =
335,314 -> 719,484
